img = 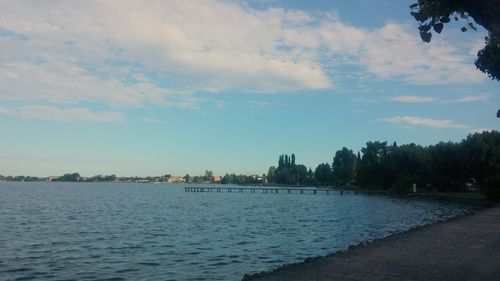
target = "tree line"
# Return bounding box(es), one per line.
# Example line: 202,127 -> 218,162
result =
267,131 -> 500,198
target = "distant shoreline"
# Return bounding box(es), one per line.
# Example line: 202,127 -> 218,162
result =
1,181 -> 490,205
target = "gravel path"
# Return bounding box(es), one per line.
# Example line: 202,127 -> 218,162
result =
242,206 -> 500,281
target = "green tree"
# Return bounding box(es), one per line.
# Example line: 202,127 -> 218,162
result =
204,170 -> 213,181
462,131 -> 500,187
306,168 -> 315,185
56,172 -> 81,182
382,143 -> 430,192
428,141 -> 466,191
267,166 -> 276,183
475,35 -> 500,80
296,164 -> 308,186
357,141 -> 388,187
332,147 -> 357,186
314,163 -> 333,185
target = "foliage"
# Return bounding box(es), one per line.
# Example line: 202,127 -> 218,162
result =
410,1 -> 500,81
353,131 -> 500,198
203,170 -> 213,181
221,173 -> 262,185
265,131 -> 500,199
55,173 -> 81,182
462,131 -> 500,186
314,163 -> 333,185
267,154 -> 315,186
475,35 -> 500,80
356,141 -> 388,187
0,175 -> 41,181
332,147 -> 357,186
90,174 -> 117,182
410,0 -> 474,43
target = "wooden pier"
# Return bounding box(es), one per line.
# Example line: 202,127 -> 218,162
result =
184,186 -> 353,195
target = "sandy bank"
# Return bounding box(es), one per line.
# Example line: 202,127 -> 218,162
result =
242,205 -> 500,281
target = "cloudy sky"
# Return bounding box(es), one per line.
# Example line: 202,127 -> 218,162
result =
0,0 -> 498,177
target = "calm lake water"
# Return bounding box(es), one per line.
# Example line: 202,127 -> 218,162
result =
0,182 -> 472,281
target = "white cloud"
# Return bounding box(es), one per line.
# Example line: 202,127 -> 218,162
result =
382,116 -> 468,129
0,59 -> 146,107
0,0 -> 486,112
469,38 -> 485,56
390,95 -> 435,103
0,104 -> 124,123
359,23 -> 483,84
0,0 -> 332,95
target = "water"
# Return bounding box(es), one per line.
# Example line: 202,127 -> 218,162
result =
0,182 -> 472,281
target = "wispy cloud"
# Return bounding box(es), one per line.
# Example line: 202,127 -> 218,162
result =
139,117 -> 167,125
358,23 -> 483,85
0,104 -> 124,123
453,93 -> 490,103
351,97 -> 380,104
249,100 -> 272,107
381,116 -> 468,129
390,95 -> 435,103
390,93 -> 490,104
0,105 -> 16,115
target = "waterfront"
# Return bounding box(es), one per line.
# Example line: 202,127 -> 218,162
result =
0,182 -> 473,281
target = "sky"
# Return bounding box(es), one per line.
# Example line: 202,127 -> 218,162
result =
0,0 -> 498,177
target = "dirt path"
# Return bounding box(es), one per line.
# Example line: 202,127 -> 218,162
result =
242,206 -> 500,281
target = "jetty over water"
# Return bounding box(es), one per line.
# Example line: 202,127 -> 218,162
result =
184,186 -> 354,195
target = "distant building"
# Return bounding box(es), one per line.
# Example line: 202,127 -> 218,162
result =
250,175 -> 266,184
168,176 -> 184,183
213,176 -> 222,183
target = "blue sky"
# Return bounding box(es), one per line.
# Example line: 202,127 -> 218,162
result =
0,0 -> 498,177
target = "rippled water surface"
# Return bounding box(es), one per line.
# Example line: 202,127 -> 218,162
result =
0,182 -> 472,280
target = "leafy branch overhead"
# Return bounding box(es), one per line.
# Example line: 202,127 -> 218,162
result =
410,1 -> 475,43
410,0 -> 500,81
